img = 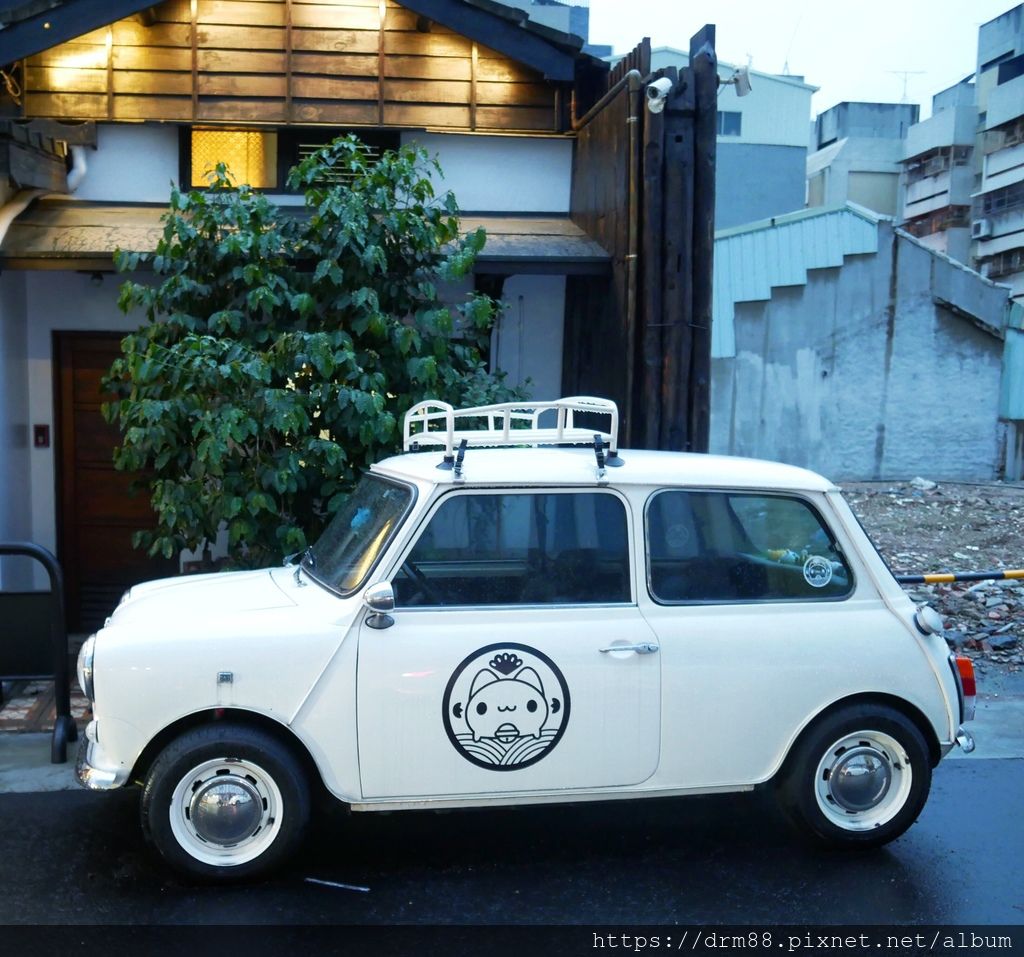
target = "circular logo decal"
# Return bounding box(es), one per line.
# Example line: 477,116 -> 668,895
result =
442,643 -> 571,771
803,555 -> 834,588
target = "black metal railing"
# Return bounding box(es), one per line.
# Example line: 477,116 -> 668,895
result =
0,542 -> 78,763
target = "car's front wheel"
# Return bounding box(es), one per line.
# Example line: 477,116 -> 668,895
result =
141,723 -> 311,881
776,703 -> 932,848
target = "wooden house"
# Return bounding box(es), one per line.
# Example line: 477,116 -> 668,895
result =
0,0 -> 717,628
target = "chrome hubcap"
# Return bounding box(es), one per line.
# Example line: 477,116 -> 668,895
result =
189,777 -> 264,846
169,757 -> 283,866
826,746 -> 892,812
814,730 -> 912,831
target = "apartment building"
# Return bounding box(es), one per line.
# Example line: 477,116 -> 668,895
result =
899,79 -> 976,264
806,101 -> 920,218
896,3 -> 1024,302
974,46 -> 1024,299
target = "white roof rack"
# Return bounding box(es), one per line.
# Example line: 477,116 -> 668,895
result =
403,396 -> 620,458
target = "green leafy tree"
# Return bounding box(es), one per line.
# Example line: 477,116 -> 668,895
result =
104,136 -> 515,568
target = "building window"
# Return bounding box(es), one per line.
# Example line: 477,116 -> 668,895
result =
980,248 -> 1024,280
902,206 -> 971,238
904,145 -> 973,184
717,111 -> 741,137
189,129 -> 279,189
978,181 -> 1024,217
182,128 -> 402,192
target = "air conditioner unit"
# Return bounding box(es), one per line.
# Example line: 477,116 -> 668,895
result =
971,218 -> 993,239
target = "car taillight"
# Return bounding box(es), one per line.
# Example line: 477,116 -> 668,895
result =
955,655 -> 976,721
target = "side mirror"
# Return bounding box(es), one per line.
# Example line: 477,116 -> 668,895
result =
363,582 -> 395,630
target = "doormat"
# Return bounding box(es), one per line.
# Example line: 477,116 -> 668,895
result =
0,679 -> 91,733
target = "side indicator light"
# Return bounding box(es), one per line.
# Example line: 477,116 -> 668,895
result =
955,655 -> 976,721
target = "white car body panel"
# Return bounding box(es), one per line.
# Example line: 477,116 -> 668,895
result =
82,446 -> 962,809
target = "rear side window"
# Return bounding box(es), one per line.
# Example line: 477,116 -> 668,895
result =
394,492 -> 631,607
646,490 -> 852,603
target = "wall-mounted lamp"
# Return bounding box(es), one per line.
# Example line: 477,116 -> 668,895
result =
719,65 -> 752,97
90,271 -> 104,286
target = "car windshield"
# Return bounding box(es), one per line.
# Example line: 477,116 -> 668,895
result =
303,474 -> 414,595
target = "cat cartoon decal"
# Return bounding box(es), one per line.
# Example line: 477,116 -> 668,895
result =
442,644 -> 571,770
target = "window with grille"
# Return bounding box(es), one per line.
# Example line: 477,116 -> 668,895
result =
189,129 -> 279,189
181,128 -> 401,192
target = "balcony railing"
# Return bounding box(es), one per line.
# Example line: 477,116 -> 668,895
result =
975,181 -> 1024,217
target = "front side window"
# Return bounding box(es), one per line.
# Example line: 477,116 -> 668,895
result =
646,490 -> 852,603
306,474 -> 414,595
394,492 -> 631,607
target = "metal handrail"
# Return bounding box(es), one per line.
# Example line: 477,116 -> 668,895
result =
0,542 -> 77,763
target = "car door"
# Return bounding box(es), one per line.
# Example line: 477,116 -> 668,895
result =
356,487 -> 662,800
641,487 -> 916,789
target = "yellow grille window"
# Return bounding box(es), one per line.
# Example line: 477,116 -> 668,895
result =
190,129 -> 278,189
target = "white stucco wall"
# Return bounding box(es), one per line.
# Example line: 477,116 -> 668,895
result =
710,228 -> 1006,481
401,132 -> 572,212
490,274 -> 565,398
70,124 -> 574,214
23,272 -> 144,574
71,124 -> 181,204
0,271 -> 32,588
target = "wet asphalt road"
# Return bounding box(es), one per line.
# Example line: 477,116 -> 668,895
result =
1,758 -> 1021,926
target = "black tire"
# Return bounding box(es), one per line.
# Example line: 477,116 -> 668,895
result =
776,703 -> 931,848
141,722 -> 310,882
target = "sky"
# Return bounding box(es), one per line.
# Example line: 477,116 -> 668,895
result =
587,0 -> 1019,119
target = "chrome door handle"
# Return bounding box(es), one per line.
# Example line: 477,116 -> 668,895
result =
599,642 -> 660,654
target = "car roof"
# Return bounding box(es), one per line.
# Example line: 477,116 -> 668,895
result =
371,446 -> 837,492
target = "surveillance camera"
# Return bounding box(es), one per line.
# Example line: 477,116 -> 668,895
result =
646,76 -> 673,114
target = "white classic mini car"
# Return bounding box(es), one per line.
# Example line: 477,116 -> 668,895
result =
76,397 -> 977,880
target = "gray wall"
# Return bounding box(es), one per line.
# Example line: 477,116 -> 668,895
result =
0,271 -> 33,589
710,225 -> 1006,480
716,143 -> 807,229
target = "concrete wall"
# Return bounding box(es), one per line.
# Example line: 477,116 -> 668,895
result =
716,143 -> 806,229
807,137 -> 906,215
0,271 -> 32,589
710,225 -> 1006,481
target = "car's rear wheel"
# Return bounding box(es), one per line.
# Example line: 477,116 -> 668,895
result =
776,703 -> 931,848
141,723 -> 310,881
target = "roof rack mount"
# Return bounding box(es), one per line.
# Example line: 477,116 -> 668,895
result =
403,396 -> 619,458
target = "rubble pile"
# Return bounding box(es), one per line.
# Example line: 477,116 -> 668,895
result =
842,480 -> 1024,672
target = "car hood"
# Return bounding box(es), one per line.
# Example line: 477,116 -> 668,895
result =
107,568 -> 296,628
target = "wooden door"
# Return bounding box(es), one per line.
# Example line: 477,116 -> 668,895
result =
54,333 -> 177,632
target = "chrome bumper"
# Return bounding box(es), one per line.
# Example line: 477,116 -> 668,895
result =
75,721 -> 130,791
955,726 -> 976,754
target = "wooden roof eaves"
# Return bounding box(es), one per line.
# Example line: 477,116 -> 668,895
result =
0,0 -> 155,65
396,0 -> 580,81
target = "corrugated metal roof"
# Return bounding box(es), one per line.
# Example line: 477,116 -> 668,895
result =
712,203 -> 884,357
